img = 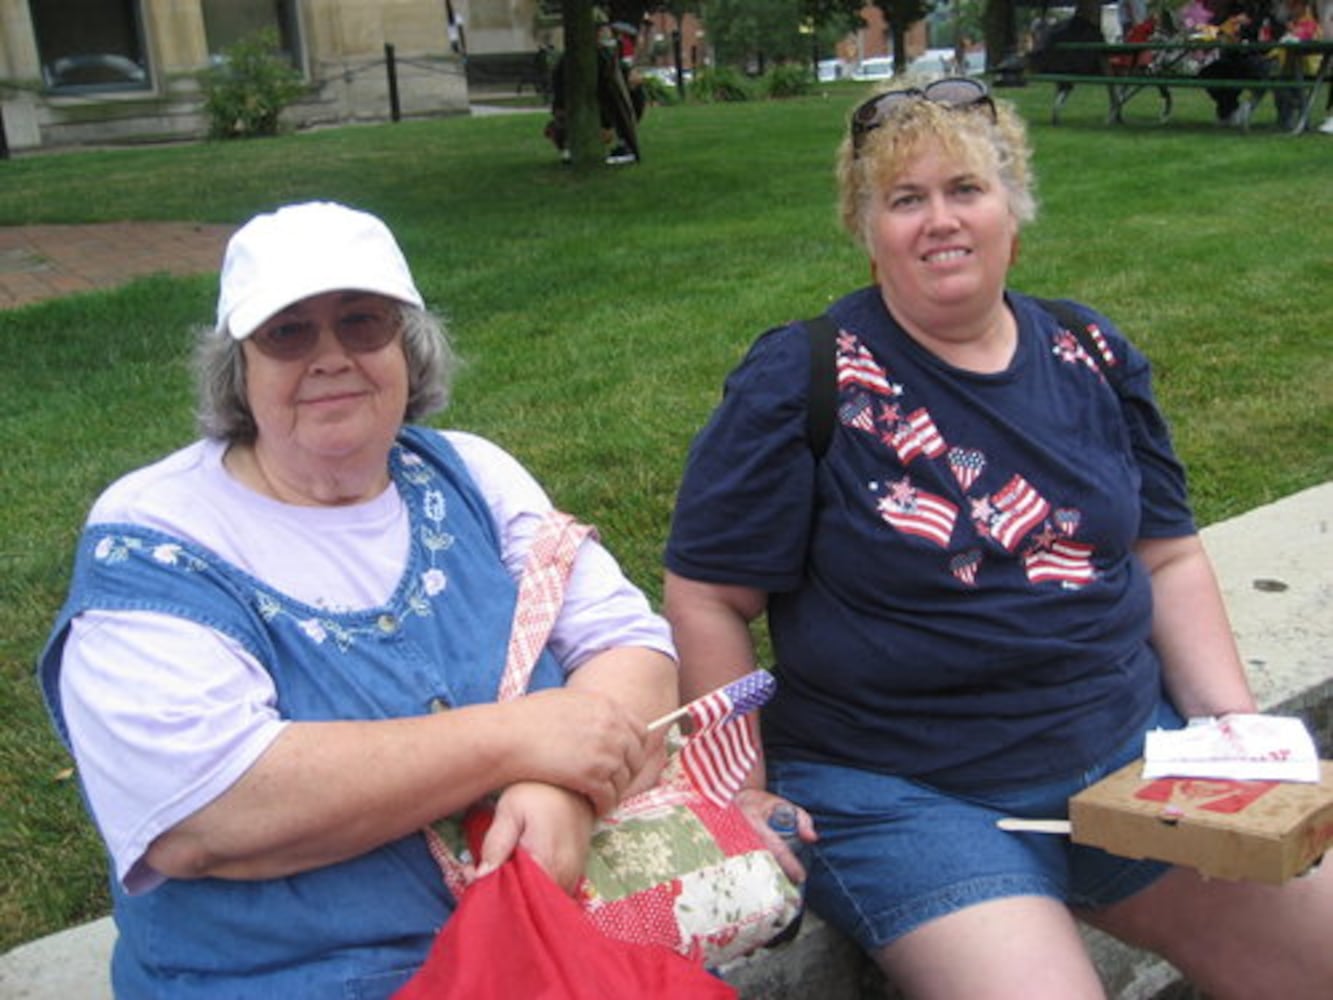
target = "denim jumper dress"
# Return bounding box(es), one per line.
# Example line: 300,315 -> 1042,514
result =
39,427 -> 567,999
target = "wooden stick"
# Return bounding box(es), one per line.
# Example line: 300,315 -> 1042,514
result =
996,818 -> 1072,835
646,704 -> 691,732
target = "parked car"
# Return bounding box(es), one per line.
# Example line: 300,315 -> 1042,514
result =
640,66 -> 677,86
818,58 -> 852,82
907,48 -> 987,78
851,57 -> 895,81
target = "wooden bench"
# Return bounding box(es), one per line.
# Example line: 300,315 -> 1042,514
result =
463,50 -> 551,98
1028,40 -> 1333,133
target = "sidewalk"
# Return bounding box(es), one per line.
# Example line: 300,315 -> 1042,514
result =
2,481 -> 1329,999
0,222 -> 235,310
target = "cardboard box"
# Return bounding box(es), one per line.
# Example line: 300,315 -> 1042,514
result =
1069,759 -> 1333,884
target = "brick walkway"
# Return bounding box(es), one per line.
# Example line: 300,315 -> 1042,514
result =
0,222 -> 236,309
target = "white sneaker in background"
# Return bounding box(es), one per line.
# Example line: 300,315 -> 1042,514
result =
1319,116 -> 1333,135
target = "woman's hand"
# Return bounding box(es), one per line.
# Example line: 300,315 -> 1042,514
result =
475,781 -> 594,894
506,687 -> 650,816
734,787 -> 817,884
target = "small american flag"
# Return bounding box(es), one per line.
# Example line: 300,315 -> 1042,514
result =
987,474 -> 1051,552
876,478 -> 958,549
680,671 -> 775,806
1023,537 -> 1096,588
885,407 -> 946,464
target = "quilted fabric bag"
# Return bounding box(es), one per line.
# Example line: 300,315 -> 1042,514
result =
424,510 -> 801,966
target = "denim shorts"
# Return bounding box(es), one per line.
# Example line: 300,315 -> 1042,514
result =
768,699 -> 1183,951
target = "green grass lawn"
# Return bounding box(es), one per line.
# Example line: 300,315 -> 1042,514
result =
1,79 -> 1330,953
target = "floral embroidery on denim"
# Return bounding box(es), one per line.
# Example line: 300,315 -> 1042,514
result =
397,445 -> 456,616
253,591 -> 359,651
90,440 -> 462,655
249,441 -> 457,651
94,535 -> 209,572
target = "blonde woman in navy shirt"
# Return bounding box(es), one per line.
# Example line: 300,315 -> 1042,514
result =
664,80 -> 1333,999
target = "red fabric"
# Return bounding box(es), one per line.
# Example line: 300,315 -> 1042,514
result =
394,847 -> 737,999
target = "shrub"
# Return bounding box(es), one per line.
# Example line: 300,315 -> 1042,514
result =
688,66 -> 753,102
762,63 -> 815,99
198,29 -> 306,140
637,72 -> 679,106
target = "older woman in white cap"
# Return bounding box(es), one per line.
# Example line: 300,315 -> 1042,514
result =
39,201 -> 677,998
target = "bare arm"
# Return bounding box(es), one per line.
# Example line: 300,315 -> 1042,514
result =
663,571 -> 767,704
663,571 -> 815,878
1135,534 -> 1256,719
477,647 -> 678,888
145,683 -> 649,882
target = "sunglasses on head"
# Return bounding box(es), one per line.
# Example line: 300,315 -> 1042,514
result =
250,298 -> 402,361
850,77 -> 996,155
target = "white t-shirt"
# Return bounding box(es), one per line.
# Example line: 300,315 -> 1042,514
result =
59,429 -> 674,893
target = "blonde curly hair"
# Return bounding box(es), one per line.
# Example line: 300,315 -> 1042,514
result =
835,90 -> 1037,252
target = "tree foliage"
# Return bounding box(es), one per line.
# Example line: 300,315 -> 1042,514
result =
197,29 -> 306,140
707,0 -> 820,66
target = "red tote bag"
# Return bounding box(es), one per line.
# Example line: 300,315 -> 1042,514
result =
394,847 -> 737,1000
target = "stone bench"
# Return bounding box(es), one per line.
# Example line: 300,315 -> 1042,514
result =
2,483 -> 1329,1000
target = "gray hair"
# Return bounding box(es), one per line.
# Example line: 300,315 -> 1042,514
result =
194,304 -> 457,443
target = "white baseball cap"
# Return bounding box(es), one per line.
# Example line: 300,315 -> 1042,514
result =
217,201 -> 425,340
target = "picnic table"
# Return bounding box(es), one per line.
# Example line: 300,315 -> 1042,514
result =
1028,39 -> 1333,133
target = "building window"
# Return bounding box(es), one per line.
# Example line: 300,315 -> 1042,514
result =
202,0 -> 300,66
31,0 -> 149,92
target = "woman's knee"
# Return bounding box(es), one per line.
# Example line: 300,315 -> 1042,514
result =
1085,864 -> 1333,1000
875,896 -> 1105,1000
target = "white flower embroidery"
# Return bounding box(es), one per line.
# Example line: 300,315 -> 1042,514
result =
299,619 -> 328,644
421,568 -> 447,596
423,490 -> 446,523
94,537 -> 115,560
420,526 -> 454,554
152,543 -> 181,565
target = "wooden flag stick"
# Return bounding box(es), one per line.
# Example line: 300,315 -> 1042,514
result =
996,818 -> 1072,835
647,704 -> 691,733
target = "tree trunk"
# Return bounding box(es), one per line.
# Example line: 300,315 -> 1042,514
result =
561,0 -> 602,169
983,0 -> 1018,71
891,21 -> 909,75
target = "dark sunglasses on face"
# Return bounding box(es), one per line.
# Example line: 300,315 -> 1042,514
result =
250,301 -> 402,361
850,77 -> 996,155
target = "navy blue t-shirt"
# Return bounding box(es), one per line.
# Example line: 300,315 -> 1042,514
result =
665,287 -> 1196,792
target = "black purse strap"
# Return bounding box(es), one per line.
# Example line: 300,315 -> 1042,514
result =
803,314 -> 840,460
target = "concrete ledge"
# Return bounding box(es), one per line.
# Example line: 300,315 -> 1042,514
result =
0,917 -> 114,1000
1202,484 -> 1333,751
3,484 -> 1329,1000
